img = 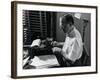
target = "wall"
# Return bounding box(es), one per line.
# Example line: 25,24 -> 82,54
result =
0,0 -> 100,80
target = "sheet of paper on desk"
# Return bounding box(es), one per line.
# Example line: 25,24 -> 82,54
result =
31,39 -> 41,47
30,55 -> 60,69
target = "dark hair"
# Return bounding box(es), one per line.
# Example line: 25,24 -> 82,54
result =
62,14 -> 74,25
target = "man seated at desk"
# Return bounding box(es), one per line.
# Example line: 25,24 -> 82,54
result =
23,14 -> 83,68
52,14 -> 83,67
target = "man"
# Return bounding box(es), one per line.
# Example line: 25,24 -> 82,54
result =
52,14 -> 83,67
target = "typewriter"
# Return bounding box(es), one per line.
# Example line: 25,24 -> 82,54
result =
23,37 -> 60,69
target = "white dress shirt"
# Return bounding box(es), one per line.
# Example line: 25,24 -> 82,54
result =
62,27 -> 83,62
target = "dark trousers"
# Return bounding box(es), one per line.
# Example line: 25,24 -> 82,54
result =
54,52 -> 82,67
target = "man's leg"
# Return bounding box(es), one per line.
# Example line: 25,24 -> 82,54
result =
52,47 -> 66,67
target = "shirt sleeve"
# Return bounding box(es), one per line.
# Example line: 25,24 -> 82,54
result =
62,38 -> 83,62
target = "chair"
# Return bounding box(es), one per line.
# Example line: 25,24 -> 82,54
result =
80,46 -> 90,66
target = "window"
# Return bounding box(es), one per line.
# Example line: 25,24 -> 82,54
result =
23,10 -> 56,45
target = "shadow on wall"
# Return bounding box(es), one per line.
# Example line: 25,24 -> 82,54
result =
56,12 -> 91,56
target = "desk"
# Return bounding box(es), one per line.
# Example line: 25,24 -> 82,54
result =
23,55 -> 60,69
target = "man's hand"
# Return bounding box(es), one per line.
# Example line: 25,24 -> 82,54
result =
52,41 -> 58,46
52,47 -> 62,53
52,41 -> 64,48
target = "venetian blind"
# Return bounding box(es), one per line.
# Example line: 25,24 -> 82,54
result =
23,10 -> 48,45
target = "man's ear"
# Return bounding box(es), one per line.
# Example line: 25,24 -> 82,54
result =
69,22 -> 73,26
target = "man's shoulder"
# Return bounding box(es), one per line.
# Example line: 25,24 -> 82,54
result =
74,28 -> 82,39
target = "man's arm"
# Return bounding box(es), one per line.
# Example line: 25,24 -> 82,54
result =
52,41 -> 64,48
61,38 -> 83,62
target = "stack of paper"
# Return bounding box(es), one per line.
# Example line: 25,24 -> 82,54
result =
30,55 -> 60,69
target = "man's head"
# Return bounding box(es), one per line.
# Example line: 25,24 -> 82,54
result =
60,14 -> 74,33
